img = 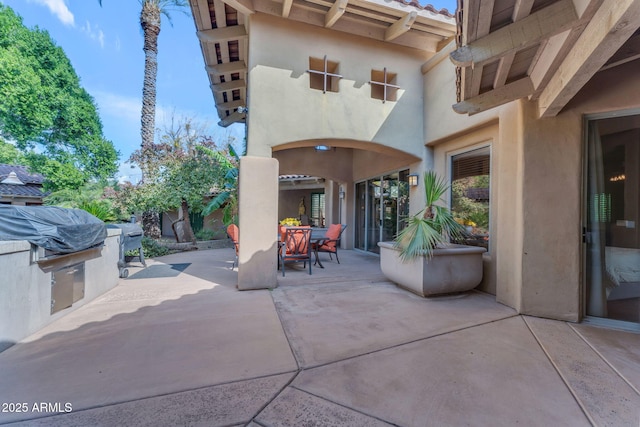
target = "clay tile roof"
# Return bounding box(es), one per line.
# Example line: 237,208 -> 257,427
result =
392,0 -> 455,17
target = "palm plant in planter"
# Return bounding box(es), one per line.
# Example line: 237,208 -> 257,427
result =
378,171 -> 486,297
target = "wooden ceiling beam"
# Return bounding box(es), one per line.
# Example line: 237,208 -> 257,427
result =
206,61 -> 247,75
214,0 -> 227,27
539,0 -> 640,117
217,99 -> 245,110
198,26 -> 248,43
492,0 -> 534,89
282,0 -> 293,17
450,0 -> 578,67
211,79 -> 246,93
385,11 -> 417,41
325,0 -> 348,27
220,0 -> 255,15
218,111 -> 245,127
194,0 -> 213,29
453,77 -> 534,115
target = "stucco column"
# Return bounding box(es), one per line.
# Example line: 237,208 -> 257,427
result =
238,156 -> 279,290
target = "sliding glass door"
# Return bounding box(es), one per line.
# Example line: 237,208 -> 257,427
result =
355,170 -> 409,253
585,112 -> 640,326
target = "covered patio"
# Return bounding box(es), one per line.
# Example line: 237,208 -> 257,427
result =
1,248 -> 638,426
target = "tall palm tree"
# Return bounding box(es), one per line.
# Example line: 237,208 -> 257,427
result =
99,0 -> 187,150
98,0 -> 187,238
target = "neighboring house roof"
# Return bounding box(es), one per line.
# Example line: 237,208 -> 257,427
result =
0,164 -> 48,200
0,164 -> 44,185
451,0 -> 640,117
188,0 -> 457,127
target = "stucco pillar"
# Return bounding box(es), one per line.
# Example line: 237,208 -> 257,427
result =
237,156 -> 279,290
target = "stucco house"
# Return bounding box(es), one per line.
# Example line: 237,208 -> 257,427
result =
187,0 -> 640,330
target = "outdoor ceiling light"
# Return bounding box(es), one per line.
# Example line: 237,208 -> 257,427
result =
408,174 -> 419,187
314,145 -> 332,151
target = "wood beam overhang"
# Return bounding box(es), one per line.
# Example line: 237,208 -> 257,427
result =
325,0 -> 348,27
211,79 -> 246,93
450,0 -> 578,67
218,111 -> 245,127
217,99 -> 245,110
538,0 -> 640,117
453,77 -> 534,115
282,0 -> 293,17
421,39 -> 456,74
385,11 -> 418,41
206,61 -> 247,75
197,26 -> 248,42
220,0 -> 255,15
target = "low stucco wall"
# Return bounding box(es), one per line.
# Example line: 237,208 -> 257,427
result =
0,229 -> 120,352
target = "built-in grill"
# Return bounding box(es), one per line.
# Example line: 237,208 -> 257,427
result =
0,205 -> 107,314
107,223 -> 145,278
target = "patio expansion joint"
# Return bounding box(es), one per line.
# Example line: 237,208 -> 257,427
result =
0,371 -> 300,427
297,313 -> 522,372
522,316 -> 598,427
568,323 -> 640,397
287,384 -> 399,426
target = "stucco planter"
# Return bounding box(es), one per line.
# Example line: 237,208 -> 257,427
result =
378,241 -> 486,297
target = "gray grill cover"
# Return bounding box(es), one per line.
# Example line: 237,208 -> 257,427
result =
0,205 -> 107,253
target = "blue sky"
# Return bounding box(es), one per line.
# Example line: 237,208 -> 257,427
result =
3,0 -> 457,182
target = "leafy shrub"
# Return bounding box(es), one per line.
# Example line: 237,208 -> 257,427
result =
195,229 -> 217,241
140,236 -> 170,258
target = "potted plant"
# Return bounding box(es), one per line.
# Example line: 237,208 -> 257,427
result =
378,171 -> 486,297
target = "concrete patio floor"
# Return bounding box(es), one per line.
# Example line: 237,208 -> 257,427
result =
1,248 -> 639,426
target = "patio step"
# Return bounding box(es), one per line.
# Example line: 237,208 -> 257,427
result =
524,316 -> 640,426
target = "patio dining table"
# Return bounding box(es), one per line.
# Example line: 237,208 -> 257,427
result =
278,227 -> 328,270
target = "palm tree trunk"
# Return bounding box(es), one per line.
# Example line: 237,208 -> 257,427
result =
140,1 -> 162,238
140,2 -> 160,150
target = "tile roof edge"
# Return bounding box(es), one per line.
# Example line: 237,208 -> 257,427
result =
392,0 -> 455,17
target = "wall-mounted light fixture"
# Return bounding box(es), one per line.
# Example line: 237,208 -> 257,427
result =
408,174 -> 419,187
237,106 -> 248,114
339,189 -> 345,199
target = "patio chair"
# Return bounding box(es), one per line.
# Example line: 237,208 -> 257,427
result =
279,226 -> 312,276
227,224 -> 239,269
312,224 -> 347,264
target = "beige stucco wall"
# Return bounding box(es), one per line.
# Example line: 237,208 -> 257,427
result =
247,13 -> 430,159
424,53 -> 640,322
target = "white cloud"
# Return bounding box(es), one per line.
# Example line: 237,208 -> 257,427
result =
30,0 -> 75,26
117,162 -> 142,185
81,21 -> 105,48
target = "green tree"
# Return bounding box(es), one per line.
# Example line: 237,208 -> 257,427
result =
45,182 -> 119,222
0,5 -> 119,188
115,117 -> 230,243
201,144 -> 241,226
0,139 -> 23,164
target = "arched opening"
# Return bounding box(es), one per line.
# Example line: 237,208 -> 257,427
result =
272,140 -> 419,254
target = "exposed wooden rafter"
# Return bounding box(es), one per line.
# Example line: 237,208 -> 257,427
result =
282,0 -> 293,17
197,26 -> 248,43
450,0 -> 578,67
453,77 -> 534,115
218,111 -> 245,127
206,61 -> 247,76
385,11 -> 417,41
538,0 -> 640,117
211,79 -> 246,93
220,0 -> 255,15
325,0 -> 348,28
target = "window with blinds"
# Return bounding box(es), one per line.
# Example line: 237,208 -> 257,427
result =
311,192 -> 325,227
